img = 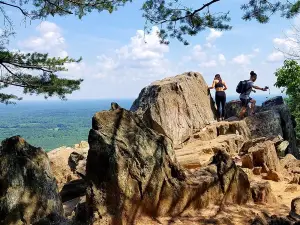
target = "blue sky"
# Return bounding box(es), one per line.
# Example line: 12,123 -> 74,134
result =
2,0 -> 299,100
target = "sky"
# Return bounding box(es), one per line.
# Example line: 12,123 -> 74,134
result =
2,0 -> 300,100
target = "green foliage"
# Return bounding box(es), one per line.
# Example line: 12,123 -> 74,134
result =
0,25 -> 83,104
142,0 -> 231,45
0,47 -> 83,104
275,60 -> 300,138
2,0 -> 300,46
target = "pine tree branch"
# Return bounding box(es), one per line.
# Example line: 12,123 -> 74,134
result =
66,0 -> 117,7
0,79 -> 28,88
0,62 -> 39,88
3,61 -> 54,73
43,0 -> 73,14
147,0 -> 221,24
0,1 -> 29,16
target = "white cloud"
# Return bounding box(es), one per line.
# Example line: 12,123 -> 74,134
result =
88,26 -> 172,80
204,42 -> 216,49
57,62 -> 87,79
199,60 -> 217,68
254,48 -> 260,53
191,44 -> 207,61
273,37 -> 298,50
18,23 -> 173,81
267,52 -> 284,62
232,54 -> 253,65
206,29 -> 223,42
218,54 -> 226,65
267,16 -> 300,63
18,21 -> 67,58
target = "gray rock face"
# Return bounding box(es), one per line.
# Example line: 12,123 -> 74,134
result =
0,136 -> 63,225
225,100 -> 244,118
130,71 -> 216,147
262,96 -> 284,107
85,105 -> 251,223
60,179 -> 87,203
245,110 -> 283,139
68,151 -> 87,177
290,197 -> 300,220
257,104 -> 299,159
227,96 -> 299,159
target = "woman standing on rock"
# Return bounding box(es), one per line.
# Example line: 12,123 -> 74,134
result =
209,74 -> 228,121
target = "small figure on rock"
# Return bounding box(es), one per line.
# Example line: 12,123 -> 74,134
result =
237,71 -> 268,119
209,74 -> 228,121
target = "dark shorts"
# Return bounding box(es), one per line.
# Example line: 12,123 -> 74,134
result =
240,97 -> 252,107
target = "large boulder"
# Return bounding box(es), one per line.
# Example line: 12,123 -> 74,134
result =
60,179 -> 87,203
225,96 -> 298,159
0,136 -> 63,225
290,197 -> 300,220
250,181 -> 277,204
245,110 -> 283,139
225,100 -> 244,118
240,139 -> 281,172
130,71 -> 216,147
85,104 -> 251,224
256,97 -> 298,159
262,96 -> 285,107
281,154 -> 300,184
68,151 -> 87,177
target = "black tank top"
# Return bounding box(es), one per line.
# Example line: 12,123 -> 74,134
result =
215,80 -> 224,88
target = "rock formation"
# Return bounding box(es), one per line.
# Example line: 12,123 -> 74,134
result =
174,120 -> 250,169
290,197 -> 300,220
226,96 -> 299,159
240,138 -> 281,172
85,105 -> 251,224
48,142 -> 89,190
250,181 -> 277,204
130,72 -> 216,147
3,73 -> 300,225
0,136 -> 63,225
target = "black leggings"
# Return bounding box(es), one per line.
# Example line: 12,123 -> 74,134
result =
215,91 -> 226,118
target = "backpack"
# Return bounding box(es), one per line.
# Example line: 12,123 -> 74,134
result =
236,80 -> 249,94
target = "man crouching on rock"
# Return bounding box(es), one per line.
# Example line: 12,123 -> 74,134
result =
239,71 -> 268,119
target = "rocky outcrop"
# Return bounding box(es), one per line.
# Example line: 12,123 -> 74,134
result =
281,154 -> 300,184
60,179 -> 87,203
290,197 -> 300,220
175,120 -> 250,169
33,213 -> 71,225
258,105 -> 298,159
262,96 -> 285,107
250,181 -> 277,204
68,151 -> 87,177
85,105 -> 251,224
225,100 -> 244,118
247,106 -> 298,158
245,110 -> 284,139
130,72 -> 216,147
48,143 -> 89,190
0,136 -> 63,225
225,96 -> 298,159
240,139 -> 281,172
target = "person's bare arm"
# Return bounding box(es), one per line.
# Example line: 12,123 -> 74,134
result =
223,81 -> 228,90
253,85 -> 267,91
208,80 -> 216,89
